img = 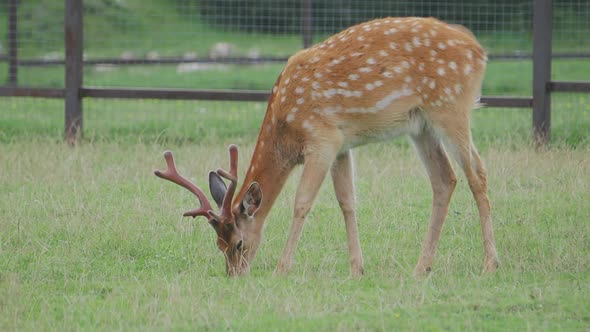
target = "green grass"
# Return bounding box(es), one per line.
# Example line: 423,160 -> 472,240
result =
1,92 -> 589,147
1,94 -> 590,330
1,121 -> 589,330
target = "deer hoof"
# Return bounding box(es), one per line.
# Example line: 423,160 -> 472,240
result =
274,260 -> 293,276
413,265 -> 432,278
484,257 -> 500,273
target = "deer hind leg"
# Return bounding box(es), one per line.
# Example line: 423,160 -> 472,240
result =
430,111 -> 500,274
275,139 -> 342,276
411,126 -> 458,276
466,143 -> 500,272
331,149 -> 364,277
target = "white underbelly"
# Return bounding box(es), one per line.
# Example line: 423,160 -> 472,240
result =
341,126 -> 407,151
339,110 -> 426,154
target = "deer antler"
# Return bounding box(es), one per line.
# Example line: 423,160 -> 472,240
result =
154,151 -> 215,220
216,144 -> 239,222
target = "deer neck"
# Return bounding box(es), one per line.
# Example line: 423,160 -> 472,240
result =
234,110 -> 303,224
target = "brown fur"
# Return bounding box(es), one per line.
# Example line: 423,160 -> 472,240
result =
212,17 -> 498,276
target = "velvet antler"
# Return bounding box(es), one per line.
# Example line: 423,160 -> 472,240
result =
216,144 -> 239,222
154,151 -> 215,220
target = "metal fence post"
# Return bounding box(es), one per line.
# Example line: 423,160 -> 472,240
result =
7,0 -> 18,86
532,0 -> 552,146
65,0 -> 84,143
302,0 -> 313,48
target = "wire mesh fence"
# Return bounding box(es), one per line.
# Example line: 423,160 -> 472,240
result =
0,0 -> 588,144
1,0 -> 588,90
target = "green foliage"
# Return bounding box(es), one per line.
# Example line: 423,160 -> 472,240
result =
83,0 -> 138,30
15,0 -> 64,52
199,0 -> 532,34
3,0 -> 588,59
199,0 -> 301,33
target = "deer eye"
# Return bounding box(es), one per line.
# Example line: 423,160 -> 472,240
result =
236,240 -> 243,251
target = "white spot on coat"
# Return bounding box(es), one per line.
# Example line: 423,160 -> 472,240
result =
374,88 -> 414,110
412,37 -> 421,47
384,28 -> 398,35
302,120 -> 314,132
464,64 -> 473,75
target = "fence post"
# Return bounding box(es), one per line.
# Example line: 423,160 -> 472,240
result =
7,0 -> 18,86
532,0 -> 552,146
302,0 -> 313,48
65,0 -> 84,143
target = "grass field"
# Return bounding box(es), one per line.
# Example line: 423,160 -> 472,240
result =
1,93 -> 590,330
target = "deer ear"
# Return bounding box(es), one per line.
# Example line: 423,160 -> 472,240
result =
208,171 -> 227,209
241,182 -> 262,217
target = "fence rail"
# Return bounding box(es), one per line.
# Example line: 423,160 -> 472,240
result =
2,52 -> 590,68
1,0 -> 589,145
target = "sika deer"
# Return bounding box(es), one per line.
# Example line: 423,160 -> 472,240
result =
155,17 -> 500,276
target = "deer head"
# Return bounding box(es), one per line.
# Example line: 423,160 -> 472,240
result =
154,144 -> 262,276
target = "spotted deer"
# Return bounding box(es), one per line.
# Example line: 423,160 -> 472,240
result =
155,17 -> 500,276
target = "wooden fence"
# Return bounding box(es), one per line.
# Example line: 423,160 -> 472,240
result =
0,0 -> 589,145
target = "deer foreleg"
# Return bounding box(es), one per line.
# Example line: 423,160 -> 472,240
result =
331,149 -> 364,276
275,142 -> 340,275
